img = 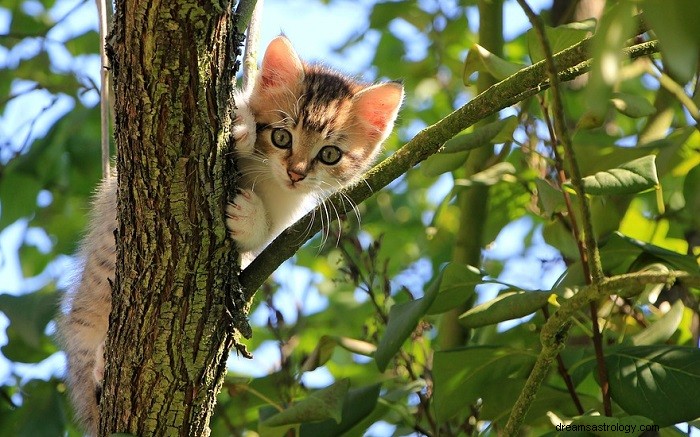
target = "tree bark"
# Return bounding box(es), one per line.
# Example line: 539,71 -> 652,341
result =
100,1 -> 250,435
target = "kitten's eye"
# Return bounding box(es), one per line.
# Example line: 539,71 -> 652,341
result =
271,128 -> 292,149
317,146 -> 342,165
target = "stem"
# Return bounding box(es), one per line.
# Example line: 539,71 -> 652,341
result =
542,306 -> 584,415
504,270 -> 700,435
239,39 -> 660,299
516,0 -> 612,422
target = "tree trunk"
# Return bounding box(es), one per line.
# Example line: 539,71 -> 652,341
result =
100,1 -> 250,435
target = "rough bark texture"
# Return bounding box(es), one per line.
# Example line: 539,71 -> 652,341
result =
101,1 -> 249,435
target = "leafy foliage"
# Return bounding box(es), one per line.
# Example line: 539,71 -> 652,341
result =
1,0 -> 699,436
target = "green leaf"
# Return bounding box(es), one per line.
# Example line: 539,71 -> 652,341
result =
368,1 -> 410,28
586,0 -> 637,117
599,231 -> 700,275
64,30 -> 99,56
0,172 -> 43,230
374,263 -> 443,372
14,52 -> 82,96
683,164 -> 700,229
299,384 -> 381,437
8,8 -> 51,37
300,336 -> 338,372
611,93 -> 657,118
18,242 -> 53,277
433,346 -> 536,421
426,263 -> 480,315
526,20 -> 594,63
261,379 -> 350,428
453,162 -> 517,188
463,43 -> 524,83
642,0 -> 700,83
580,155 -> 659,195
535,179 -> 567,217
631,300 -> 684,346
3,379 -> 65,436
0,289 -> 59,363
421,117 -> 517,177
605,345 -> 700,426
421,150 -> 469,177
459,291 -> 551,328
443,116 -> 517,153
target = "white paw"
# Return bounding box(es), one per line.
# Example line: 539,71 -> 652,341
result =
226,189 -> 269,252
233,94 -> 256,153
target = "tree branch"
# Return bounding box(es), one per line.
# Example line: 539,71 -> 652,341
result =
503,270 -> 700,435
239,39 -> 660,299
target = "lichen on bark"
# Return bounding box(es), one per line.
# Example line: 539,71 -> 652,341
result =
100,1 -> 249,435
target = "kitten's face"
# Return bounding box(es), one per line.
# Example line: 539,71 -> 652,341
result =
245,36 -> 403,196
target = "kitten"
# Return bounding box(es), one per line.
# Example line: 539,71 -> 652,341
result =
227,36 -> 404,263
58,35 -> 403,436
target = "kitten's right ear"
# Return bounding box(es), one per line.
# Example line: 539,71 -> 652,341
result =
258,36 -> 304,90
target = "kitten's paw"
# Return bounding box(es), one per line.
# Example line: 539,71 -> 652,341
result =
226,189 -> 269,252
233,97 -> 256,153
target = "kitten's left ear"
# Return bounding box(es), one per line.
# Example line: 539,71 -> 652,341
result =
352,82 -> 404,142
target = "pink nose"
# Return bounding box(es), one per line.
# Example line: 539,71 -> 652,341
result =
288,171 -> 306,182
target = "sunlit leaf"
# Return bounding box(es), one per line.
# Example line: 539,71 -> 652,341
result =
421,150 -> 469,177
433,346 -> 536,421
463,43 -> 524,84
0,288 -> 58,363
453,162 -> 516,188
64,30 -> 99,56
611,92 -> 656,118
261,379 -> 349,427
0,172 -> 42,230
535,179 -> 567,217
375,263 -> 443,371
300,336 -> 337,373
631,300 -> 684,346
642,0 -> 700,82
599,232 -> 700,275
443,116 -> 517,153
299,384 -> 381,437
526,20 -> 594,63
586,0 -> 637,117
580,155 -> 659,195
427,263 -> 480,315
459,291 -> 551,328
3,379 -> 65,436
606,346 -> 700,426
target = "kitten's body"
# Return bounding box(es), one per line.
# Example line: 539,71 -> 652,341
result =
58,36 -> 402,435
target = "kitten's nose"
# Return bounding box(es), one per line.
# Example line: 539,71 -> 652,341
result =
287,170 -> 306,183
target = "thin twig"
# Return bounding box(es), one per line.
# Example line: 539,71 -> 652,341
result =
504,270 -> 699,435
516,0 -> 611,420
542,306 -> 585,415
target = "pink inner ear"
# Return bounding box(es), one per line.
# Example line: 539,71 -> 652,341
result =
260,37 -> 304,89
354,83 -> 404,139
